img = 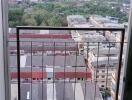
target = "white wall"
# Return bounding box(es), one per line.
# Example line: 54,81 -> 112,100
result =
0,0 -> 6,99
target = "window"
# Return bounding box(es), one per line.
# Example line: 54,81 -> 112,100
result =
48,78 -> 51,80
101,85 -> 104,87
100,64 -> 105,68
102,75 -> 105,78
82,78 -> 84,81
96,75 -> 99,78
102,70 -> 105,73
33,78 -> 36,80
78,78 -> 80,80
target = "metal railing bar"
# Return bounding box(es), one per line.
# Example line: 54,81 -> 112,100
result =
16,28 -> 21,100
115,30 -> 125,100
15,26 -> 126,100
31,41 -> 33,100
53,42 -> 55,100
8,40 -> 127,43
84,42 -> 89,100
63,42 -> 66,100
94,42 -> 100,100
105,42 -> 111,100
74,42 -> 78,100
16,26 -> 125,31
42,42 -> 44,100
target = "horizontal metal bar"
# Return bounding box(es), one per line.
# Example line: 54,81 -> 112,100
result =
8,40 -> 128,43
16,26 -> 125,31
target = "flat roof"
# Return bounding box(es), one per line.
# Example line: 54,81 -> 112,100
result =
9,34 -> 72,39
9,55 -> 27,67
9,66 -> 89,72
11,82 -> 103,100
9,55 -> 86,67
91,56 -> 119,66
26,55 -> 86,67
92,47 -> 119,56
73,23 -> 94,28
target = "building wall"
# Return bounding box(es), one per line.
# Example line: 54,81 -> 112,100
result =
10,71 -> 92,80
90,63 -> 117,89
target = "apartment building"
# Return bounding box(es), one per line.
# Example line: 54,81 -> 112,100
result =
67,15 -> 107,55
89,15 -> 124,47
87,48 -> 119,89
66,15 -> 125,98
111,71 -> 124,100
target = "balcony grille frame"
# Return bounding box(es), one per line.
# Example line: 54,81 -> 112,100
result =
16,26 -> 125,100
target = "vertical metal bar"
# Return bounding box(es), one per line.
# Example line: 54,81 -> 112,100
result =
84,42 -> 89,100
63,42 -> 66,100
53,42 -> 55,100
31,41 -> 32,100
94,42 -> 100,100
115,30 -> 125,100
74,42 -> 78,100
1,0 -> 10,99
121,3 -> 132,99
105,42 -> 111,100
16,28 -> 21,100
42,42 -> 44,100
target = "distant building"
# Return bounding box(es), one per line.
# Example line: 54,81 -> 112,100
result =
9,54 -> 92,81
9,34 -> 77,53
89,15 -> 119,28
30,0 -> 39,2
111,71 -> 123,100
89,15 -> 124,47
8,0 -> 23,4
87,48 -> 119,89
67,15 -> 87,27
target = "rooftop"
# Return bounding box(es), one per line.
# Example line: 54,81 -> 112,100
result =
73,23 -> 94,28
67,15 -> 87,25
9,34 -> 72,39
92,47 -> 119,56
9,55 -> 86,67
91,56 -> 119,66
11,82 -> 103,100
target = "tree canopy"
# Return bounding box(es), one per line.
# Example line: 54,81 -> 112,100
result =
8,1 -> 128,27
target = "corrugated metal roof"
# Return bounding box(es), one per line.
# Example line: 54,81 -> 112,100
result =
9,55 -> 86,67
26,55 -> 86,67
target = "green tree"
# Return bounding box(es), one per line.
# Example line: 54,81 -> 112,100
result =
8,8 -> 24,27
48,15 -> 63,27
33,9 -> 51,25
23,18 -> 37,26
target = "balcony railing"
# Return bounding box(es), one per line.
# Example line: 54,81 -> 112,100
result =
9,26 -> 125,100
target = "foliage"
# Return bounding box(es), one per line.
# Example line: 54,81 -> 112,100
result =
8,1 -> 128,27
22,18 -> 37,26
8,7 -> 24,27
100,88 -> 111,99
47,15 -> 63,27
